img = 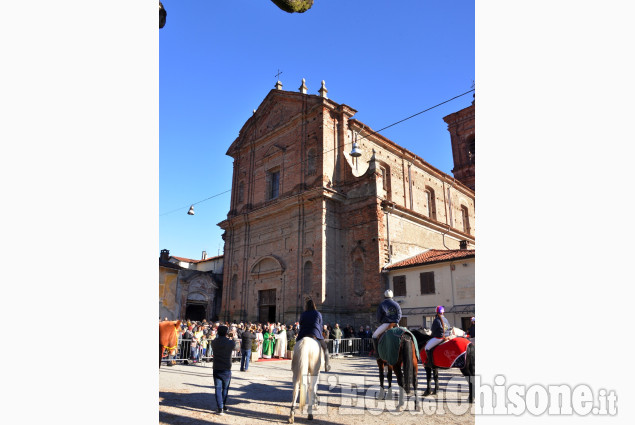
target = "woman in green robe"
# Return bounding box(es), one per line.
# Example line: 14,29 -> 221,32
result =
262,326 -> 275,359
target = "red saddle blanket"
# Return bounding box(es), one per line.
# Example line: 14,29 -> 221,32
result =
419,337 -> 471,368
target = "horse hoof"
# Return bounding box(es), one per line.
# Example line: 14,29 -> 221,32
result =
288,415 -> 294,424
308,413 -> 313,420
422,390 -> 431,396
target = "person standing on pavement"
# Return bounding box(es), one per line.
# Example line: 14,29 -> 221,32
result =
333,323 -> 343,356
211,325 -> 238,415
240,325 -> 256,372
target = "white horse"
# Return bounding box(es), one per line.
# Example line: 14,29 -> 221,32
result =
289,337 -> 322,423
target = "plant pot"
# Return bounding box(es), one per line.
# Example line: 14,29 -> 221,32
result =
286,350 -> 293,360
252,351 -> 260,362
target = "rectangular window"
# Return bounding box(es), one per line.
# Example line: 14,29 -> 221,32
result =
267,169 -> 280,200
393,275 -> 406,296
461,205 -> 470,234
420,272 -> 435,295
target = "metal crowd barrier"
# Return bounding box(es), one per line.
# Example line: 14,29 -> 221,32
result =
323,338 -> 373,357
161,338 -> 242,366
161,337 -> 374,366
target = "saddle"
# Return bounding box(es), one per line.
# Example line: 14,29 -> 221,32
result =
420,337 -> 471,369
377,326 -> 420,366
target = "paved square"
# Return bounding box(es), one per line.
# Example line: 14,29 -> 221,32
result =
160,356 -> 475,424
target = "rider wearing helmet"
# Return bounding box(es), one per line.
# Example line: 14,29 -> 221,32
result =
371,289 -> 402,358
296,298 -> 331,372
424,305 -> 452,366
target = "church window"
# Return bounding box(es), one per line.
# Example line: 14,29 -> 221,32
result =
303,261 -> 313,294
238,181 -> 245,203
467,135 -> 475,164
393,275 -> 406,296
231,274 -> 238,300
461,205 -> 470,234
424,186 -> 437,220
353,259 -> 364,294
380,167 -> 387,190
307,149 -> 317,176
266,168 -> 280,200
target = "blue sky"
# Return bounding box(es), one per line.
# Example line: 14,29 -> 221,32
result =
160,1 -> 475,260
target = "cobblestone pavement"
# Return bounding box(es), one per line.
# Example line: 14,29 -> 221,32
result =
159,355 -> 475,424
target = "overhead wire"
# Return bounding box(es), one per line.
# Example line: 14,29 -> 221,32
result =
159,88 -> 474,217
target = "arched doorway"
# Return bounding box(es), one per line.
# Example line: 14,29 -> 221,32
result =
185,303 -> 206,321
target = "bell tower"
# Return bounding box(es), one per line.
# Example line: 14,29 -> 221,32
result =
444,99 -> 475,191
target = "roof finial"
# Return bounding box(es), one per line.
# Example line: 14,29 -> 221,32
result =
299,78 -> 308,94
274,69 -> 283,90
318,80 -> 328,98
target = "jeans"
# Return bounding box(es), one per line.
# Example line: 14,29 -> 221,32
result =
334,339 -> 340,354
213,370 -> 232,410
240,349 -> 251,371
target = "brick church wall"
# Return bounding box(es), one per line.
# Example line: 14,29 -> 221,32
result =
218,86 -> 475,327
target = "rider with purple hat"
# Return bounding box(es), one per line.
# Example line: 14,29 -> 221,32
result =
424,305 -> 452,366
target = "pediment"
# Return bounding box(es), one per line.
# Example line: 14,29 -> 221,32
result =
227,90 -> 307,157
263,144 -> 286,159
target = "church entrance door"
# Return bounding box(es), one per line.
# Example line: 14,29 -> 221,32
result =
185,303 -> 206,321
258,289 -> 276,323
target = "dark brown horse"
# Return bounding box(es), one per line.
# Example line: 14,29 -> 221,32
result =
411,329 -> 475,403
376,327 -> 420,410
159,320 -> 181,368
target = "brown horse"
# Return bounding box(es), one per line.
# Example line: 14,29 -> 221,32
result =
159,320 -> 181,368
376,327 -> 420,410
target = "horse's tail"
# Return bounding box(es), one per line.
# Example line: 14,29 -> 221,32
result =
401,335 -> 415,394
292,338 -> 311,411
465,342 -> 475,376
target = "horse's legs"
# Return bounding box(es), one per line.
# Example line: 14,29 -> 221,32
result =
289,381 -> 299,423
412,349 -> 420,410
377,361 -> 386,399
307,374 -> 318,420
387,365 -> 392,389
461,368 -> 474,403
423,367 -> 432,396
393,365 -> 405,410
432,368 -> 439,395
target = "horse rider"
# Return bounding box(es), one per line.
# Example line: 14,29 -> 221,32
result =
371,289 -> 402,358
296,298 -> 331,372
424,305 -> 452,366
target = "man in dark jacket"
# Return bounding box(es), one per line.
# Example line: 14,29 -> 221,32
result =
296,298 -> 331,372
371,289 -> 402,358
211,326 -> 238,414
240,326 -> 256,372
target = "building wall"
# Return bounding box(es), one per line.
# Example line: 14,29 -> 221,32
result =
159,266 -> 180,320
219,87 -> 475,327
387,258 -> 475,330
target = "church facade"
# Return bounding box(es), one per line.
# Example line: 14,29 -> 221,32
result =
218,81 -> 475,326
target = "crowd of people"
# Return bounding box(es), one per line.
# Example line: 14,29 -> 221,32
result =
160,317 -> 385,365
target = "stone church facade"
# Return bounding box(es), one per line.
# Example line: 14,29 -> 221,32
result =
218,81 -> 475,326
